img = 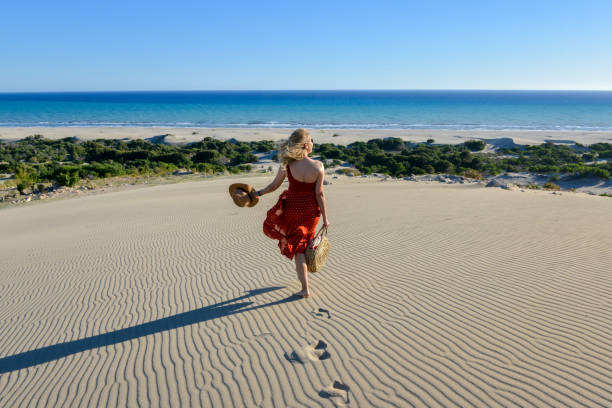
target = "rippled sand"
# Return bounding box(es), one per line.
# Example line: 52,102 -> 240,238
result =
1,176 -> 610,407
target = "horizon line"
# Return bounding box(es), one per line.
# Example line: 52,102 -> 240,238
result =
2,88 -> 612,94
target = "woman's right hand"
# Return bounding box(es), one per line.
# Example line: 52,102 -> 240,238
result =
322,220 -> 330,230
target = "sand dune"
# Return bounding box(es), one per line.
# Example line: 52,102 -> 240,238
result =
0,177 -> 611,407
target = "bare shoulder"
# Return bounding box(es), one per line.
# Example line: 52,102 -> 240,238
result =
314,160 -> 325,181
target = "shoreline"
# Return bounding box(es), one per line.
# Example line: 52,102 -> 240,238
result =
2,126 -> 612,146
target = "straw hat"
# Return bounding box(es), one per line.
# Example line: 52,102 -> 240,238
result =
228,183 -> 259,207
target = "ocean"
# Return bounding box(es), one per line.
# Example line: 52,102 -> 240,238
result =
1,90 -> 612,131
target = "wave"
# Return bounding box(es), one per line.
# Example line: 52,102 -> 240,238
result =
2,121 -> 612,132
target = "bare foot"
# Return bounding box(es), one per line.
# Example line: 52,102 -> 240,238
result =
295,290 -> 311,299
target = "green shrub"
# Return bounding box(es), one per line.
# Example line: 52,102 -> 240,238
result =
543,182 -> 561,190
319,147 -> 342,159
459,150 -> 472,162
382,137 -> 404,151
464,140 -> 486,151
589,143 -> 612,158
582,153 -> 595,162
251,140 -> 275,153
598,151 -> 612,159
592,168 -> 610,179
82,162 -> 125,178
230,152 -> 258,166
337,168 -> 361,176
53,165 -> 80,186
529,164 -> 560,173
195,162 -> 225,174
14,163 -> 38,184
192,149 -> 219,163
434,160 -> 453,173
153,152 -> 191,167
228,166 -> 251,174
481,164 -> 503,176
156,163 -> 179,175
118,150 -> 150,162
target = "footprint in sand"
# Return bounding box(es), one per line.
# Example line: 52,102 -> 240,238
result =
284,340 -> 330,364
311,308 -> 331,319
319,381 -> 351,405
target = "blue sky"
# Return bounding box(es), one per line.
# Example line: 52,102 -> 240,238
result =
2,0 -> 611,91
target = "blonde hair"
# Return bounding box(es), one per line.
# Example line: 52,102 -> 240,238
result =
278,128 -> 311,169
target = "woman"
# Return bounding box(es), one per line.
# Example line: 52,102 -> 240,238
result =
254,128 -> 330,298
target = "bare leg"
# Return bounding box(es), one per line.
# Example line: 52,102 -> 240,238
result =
294,252 -> 310,297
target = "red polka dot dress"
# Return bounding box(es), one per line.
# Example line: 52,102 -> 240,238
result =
263,165 -> 321,260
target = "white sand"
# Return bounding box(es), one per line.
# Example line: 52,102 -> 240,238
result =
1,126 -> 612,146
1,177 -> 611,407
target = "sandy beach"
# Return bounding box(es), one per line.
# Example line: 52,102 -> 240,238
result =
3,0 -> 612,405
0,175 -> 610,407
2,127 -> 612,146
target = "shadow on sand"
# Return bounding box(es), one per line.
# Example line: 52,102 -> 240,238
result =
0,286 -> 296,374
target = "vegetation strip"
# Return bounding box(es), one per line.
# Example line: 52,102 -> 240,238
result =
1,135 -> 610,201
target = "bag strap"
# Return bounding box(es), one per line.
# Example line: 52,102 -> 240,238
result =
315,225 -> 328,239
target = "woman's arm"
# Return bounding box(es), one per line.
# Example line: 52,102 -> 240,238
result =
314,162 -> 329,227
257,166 -> 286,196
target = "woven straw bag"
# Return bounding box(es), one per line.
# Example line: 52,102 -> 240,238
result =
305,227 -> 330,273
